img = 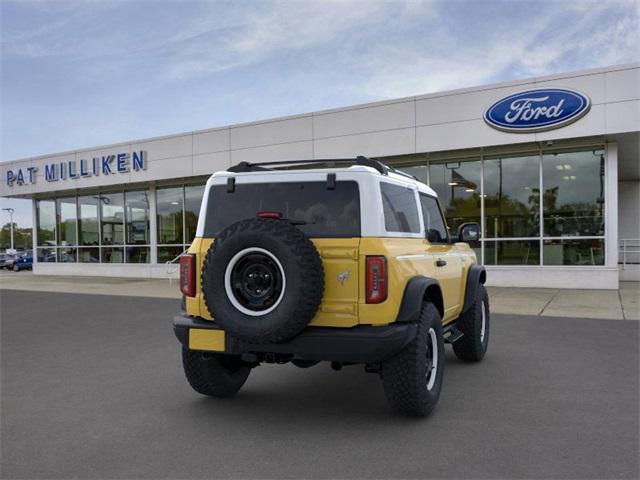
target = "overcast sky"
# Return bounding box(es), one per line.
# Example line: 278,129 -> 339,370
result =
1,0 -> 639,228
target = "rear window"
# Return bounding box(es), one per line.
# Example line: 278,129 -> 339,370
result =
380,182 -> 420,233
203,181 -> 360,237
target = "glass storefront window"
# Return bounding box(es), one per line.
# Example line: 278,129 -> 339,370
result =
37,200 -> 56,246
37,246 -> 56,262
402,165 -> 428,185
58,247 -> 76,263
542,150 -> 605,237
157,245 -> 184,264
56,197 -> 77,246
185,185 -> 205,243
78,196 -> 99,246
126,246 -> 150,264
100,193 -> 124,245
543,238 -> 604,265
101,247 -> 124,263
484,155 -> 540,238
429,159 -> 481,234
125,190 -> 150,245
78,247 -> 99,263
29,152 -> 607,271
484,240 -> 540,265
34,185 -> 206,265
157,187 -> 184,245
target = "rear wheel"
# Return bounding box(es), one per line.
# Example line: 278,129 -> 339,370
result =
381,302 -> 444,417
182,348 -> 251,398
452,284 -> 489,362
291,359 -> 319,368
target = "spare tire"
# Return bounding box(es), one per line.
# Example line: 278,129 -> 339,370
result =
202,218 -> 324,343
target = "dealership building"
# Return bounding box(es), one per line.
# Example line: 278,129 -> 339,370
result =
1,63 -> 638,289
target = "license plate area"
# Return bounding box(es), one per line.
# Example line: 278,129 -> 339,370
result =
189,328 -> 226,351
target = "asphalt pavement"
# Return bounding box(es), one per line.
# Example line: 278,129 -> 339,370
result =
1,289 -> 638,479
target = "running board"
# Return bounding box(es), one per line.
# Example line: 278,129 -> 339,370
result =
443,326 -> 464,344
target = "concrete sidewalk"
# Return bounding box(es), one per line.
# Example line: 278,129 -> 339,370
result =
1,270 -> 638,320
486,283 -> 639,320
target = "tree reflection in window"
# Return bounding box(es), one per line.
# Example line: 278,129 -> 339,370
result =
428,160 -> 481,238
484,155 -> 539,238
542,150 -> 605,237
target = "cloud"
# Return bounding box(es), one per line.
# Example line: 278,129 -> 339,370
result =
163,1 -> 400,80
1,1 -> 122,58
1,0 -> 638,164
352,0 -> 640,99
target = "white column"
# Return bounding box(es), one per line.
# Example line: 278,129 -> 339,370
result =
149,185 -> 158,263
605,142 -> 619,272
31,198 -> 38,268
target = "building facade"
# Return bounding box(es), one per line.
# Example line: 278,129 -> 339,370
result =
2,63 -> 639,289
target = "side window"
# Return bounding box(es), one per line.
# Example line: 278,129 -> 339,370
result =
380,182 -> 421,233
419,194 -> 449,243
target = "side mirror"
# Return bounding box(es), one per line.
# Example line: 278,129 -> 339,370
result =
457,222 -> 481,243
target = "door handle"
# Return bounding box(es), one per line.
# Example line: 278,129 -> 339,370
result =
436,259 -> 447,267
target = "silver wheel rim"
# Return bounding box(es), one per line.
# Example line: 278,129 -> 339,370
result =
426,327 -> 438,391
480,300 -> 486,343
224,247 -> 286,316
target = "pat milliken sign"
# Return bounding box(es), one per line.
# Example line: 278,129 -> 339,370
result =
5,150 -> 147,187
484,88 -> 591,133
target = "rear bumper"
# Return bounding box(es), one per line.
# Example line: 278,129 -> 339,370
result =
173,313 -> 417,364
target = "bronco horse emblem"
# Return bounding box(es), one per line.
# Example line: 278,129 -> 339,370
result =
337,270 -> 351,285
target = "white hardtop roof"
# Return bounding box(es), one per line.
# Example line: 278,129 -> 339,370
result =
208,164 -> 438,197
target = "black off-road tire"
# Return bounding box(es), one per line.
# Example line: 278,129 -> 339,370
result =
381,302 -> 445,417
452,284 -> 489,362
202,218 -> 324,344
291,359 -> 319,369
182,348 -> 251,398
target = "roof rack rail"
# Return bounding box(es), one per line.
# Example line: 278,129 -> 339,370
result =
387,166 -> 418,181
227,156 -> 390,175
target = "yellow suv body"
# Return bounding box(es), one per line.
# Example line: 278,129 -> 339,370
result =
174,157 -> 489,416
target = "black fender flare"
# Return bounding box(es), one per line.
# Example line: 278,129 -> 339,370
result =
461,264 -> 486,313
395,276 -> 444,322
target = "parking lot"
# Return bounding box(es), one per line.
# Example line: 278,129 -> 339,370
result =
1,289 -> 639,479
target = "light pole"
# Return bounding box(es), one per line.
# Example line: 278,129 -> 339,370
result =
2,207 -> 15,251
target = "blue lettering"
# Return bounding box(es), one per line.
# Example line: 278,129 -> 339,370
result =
80,159 -> 91,177
16,169 -> 24,186
27,167 -> 37,183
117,153 -> 129,173
68,161 -> 78,179
60,162 -> 66,179
102,155 -> 113,175
45,164 -> 58,182
93,157 -> 99,176
6,170 -> 14,186
132,151 -> 146,171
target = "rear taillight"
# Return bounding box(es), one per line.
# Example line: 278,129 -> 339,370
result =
366,256 -> 387,303
179,254 -> 196,297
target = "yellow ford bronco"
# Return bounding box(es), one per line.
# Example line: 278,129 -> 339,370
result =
173,157 -> 488,416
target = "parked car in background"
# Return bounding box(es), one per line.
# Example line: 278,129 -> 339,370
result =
0,253 -> 16,269
11,251 -> 33,271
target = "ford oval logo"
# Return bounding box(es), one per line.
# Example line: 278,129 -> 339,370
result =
484,88 -> 591,133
